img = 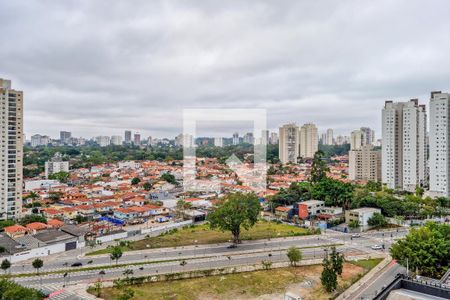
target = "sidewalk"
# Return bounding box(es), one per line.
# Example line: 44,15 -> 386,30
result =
335,255 -> 392,300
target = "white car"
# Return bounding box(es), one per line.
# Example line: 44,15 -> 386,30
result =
371,245 -> 383,250
351,233 -> 361,238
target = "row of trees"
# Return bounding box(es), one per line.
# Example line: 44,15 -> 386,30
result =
391,222 -> 450,278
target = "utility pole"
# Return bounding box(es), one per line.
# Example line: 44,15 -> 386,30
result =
406,258 -> 409,277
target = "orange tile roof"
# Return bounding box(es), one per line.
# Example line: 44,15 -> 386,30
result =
25,222 -> 48,230
4,224 -> 27,233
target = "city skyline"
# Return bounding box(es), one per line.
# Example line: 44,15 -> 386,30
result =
2,1 -> 450,137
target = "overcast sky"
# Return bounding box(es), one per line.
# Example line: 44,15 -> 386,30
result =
1,1 -> 450,139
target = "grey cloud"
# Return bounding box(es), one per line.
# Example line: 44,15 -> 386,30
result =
1,0 -> 449,138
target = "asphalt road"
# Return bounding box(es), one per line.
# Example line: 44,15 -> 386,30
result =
9,229 -> 407,275
15,244 -> 365,288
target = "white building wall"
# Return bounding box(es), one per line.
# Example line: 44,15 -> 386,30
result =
429,92 -> 450,197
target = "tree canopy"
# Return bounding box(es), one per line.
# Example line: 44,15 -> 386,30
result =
390,222 -> 450,278
208,192 -> 261,244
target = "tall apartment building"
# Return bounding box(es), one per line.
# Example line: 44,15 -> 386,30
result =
429,91 -> 450,197
279,124 -> 299,164
134,132 -> 141,145
382,99 -> 426,191
124,130 -> 132,144
45,152 -> 69,178
348,145 -> 381,182
0,79 -> 23,220
243,132 -> 254,144
214,137 -> 223,147
299,123 -> 318,159
350,130 -> 363,150
360,127 -> 375,146
325,128 -> 334,145
111,135 -> 123,145
30,134 -> 51,147
60,131 -> 71,144
269,132 -> 278,144
95,136 -> 110,147
232,132 -> 239,145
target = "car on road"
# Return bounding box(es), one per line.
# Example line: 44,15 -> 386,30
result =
371,245 -> 383,250
99,270 -> 105,275
227,244 -> 237,249
71,262 -> 83,267
351,233 -> 361,238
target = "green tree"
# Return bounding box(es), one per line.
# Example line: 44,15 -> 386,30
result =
131,177 -> 140,185
19,214 -> 47,226
321,254 -> 337,292
390,222 -> 450,278
110,246 -> 123,265
143,181 -> 153,191
160,173 -> 178,185
32,258 -> 43,274
311,178 -> 354,209
367,212 -> 387,228
348,219 -> 360,230
329,246 -> 344,275
208,192 -> 260,244
48,171 -> 70,183
310,150 -> 329,184
0,279 -> 44,300
176,200 -> 192,220
1,259 -> 11,274
287,247 -> 302,266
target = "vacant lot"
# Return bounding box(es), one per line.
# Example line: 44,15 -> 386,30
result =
88,221 -> 316,255
95,259 -> 382,300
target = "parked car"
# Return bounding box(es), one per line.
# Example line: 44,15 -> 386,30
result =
351,233 -> 361,238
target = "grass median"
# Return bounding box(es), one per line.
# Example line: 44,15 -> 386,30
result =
87,221 -> 318,256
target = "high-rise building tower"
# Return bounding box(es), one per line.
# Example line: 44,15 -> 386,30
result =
0,79 -> 23,220
350,130 -> 363,150
429,91 -> 450,197
124,130 -> 132,144
382,99 -> 426,191
299,123 -> 318,159
279,124 -> 299,164
214,137 -> 223,147
60,131 -> 71,144
360,127 -> 375,146
325,128 -> 334,145
134,132 -> 141,145
348,145 -> 381,182
232,132 -> 239,145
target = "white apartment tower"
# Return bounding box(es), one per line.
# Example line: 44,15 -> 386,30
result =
279,124 -> 299,164
299,123 -> 318,159
429,91 -> 450,197
382,99 -> 426,191
350,130 -> 363,150
325,128 -> 334,145
214,137 -> 223,147
0,79 -> 23,220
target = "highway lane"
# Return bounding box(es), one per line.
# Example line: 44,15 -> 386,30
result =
15,244 -> 367,288
9,235 -> 340,273
9,228 -> 404,274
